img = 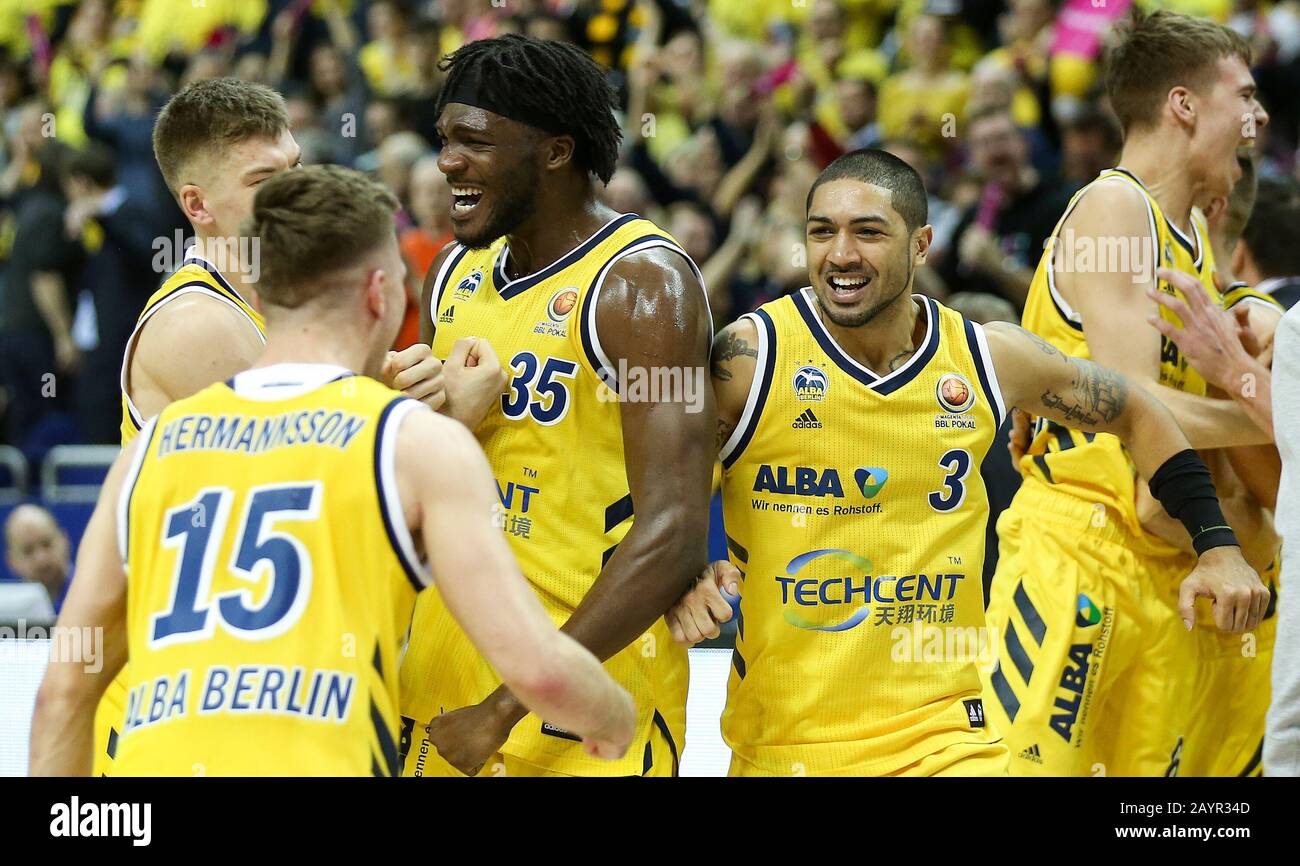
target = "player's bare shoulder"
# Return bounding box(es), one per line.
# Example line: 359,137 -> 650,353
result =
129,292 -> 266,414
594,246 -> 710,344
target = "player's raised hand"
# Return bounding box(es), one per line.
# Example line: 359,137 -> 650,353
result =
1145,268 -> 1252,393
441,336 -> 508,429
667,560 -> 742,645
383,343 -> 446,410
1178,545 -> 1269,633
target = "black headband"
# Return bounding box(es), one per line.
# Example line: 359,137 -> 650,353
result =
442,62 -> 566,136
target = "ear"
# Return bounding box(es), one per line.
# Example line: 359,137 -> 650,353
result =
178,184 -> 213,227
1202,194 -> 1228,225
1167,85 -> 1196,127
913,224 -> 934,266
545,134 -> 576,171
364,268 -> 389,321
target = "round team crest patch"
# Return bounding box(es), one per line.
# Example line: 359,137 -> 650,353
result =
793,366 -> 829,402
936,373 -> 975,413
548,288 -> 579,322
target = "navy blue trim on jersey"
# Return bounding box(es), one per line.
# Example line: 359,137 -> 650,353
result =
120,418 -> 160,562
493,214 -> 640,300
721,308 -> 777,470
577,232 -> 682,392
373,397 -> 425,591
732,648 -> 747,679
651,709 -> 680,777
604,493 -> 634,532
962,318 -> 1005,427
433,244 -> 471,316
183,255 -> 237,295
1047,288 -> 1085,332
793,291 -> 941,395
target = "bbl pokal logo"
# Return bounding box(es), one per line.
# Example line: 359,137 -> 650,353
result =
936,373 -> 975,414
548,288 -> 579,323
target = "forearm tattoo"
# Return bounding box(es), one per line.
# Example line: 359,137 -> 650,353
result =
1040,357 -> 1129,427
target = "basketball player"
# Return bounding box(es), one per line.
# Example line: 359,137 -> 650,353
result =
1138,159 -> 1284,776
92,78 -> 448,776
29,165 -> 634,776
665,149 -> 1264,777
982,9 -> 1274,775
399,35 -> 714,777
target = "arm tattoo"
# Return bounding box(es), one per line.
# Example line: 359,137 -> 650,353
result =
717,418 -> 734,450
1040,357 -> 1129,427
711,329 -> 757,382
1022,329 -> 1061,357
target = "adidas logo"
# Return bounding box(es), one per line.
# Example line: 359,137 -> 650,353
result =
1019,744 -> 1043,764
792,409 -> 822,429
439,305 -> 455,323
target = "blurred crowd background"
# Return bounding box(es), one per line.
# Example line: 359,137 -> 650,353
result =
2,0 -> 1300,464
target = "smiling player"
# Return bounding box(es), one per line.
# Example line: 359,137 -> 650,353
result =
667,149 -> 1264,777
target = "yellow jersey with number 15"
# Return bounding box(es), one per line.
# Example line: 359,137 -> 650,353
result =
112,365 -> 428,776
720,289 -> 1007,775
400,214 -> 707,776
95,254 -> 267,776
1019,167 -> 1219,557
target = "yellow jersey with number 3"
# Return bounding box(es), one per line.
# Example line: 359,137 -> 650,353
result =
1018,167 -> 1219,554
112,365 -> 428,776
719,289 -> 1008,775
95,255 -> 267,776
399,214 -> 706,776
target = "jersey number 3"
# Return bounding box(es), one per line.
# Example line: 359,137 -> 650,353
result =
928,449 -> 971,512
151,482 -> 321,647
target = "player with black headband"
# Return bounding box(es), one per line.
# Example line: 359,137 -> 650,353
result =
398,35 -> 715,777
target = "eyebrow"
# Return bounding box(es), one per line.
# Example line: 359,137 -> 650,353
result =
807,214 -> 891,226
435,120 -> 490,137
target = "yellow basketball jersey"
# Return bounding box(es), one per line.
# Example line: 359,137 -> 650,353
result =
120,255 -> 266,445
1019,167 -> 1218,553
719,289 -> 1006,775
400,214 -> 703,775
96,254 -> 267,775
111,364 -> 429,776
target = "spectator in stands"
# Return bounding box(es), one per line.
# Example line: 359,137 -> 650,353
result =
0,136 -> 83,452
877,14 -> 968,160
939,105 -> 1075,309
1059,106 -> 1123,188
1234,177 -> 1300,309
3,503 -> 71,612
82,53 -> 172,220
397,155 -> 453,349
59,142 -> 160,444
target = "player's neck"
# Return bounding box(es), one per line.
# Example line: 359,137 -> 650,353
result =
190,232 -> 257,299
503,193 -> 614,280
820,292 -> 923,376
1117,136 -> 1198,233
252,328 -> 375,380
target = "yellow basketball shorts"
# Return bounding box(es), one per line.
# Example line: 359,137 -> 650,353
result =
983,482 -> 1197,776
398,713 -> 681,777
727,740 -> 1009,777
92,673 -> 129,776
1178,562 -> 1279,777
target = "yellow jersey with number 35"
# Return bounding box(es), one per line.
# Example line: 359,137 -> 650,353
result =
1019,167 -> 1219,555
112,365 -> 428,776
399,214 -> 706,776
719,289 -> 1008,775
